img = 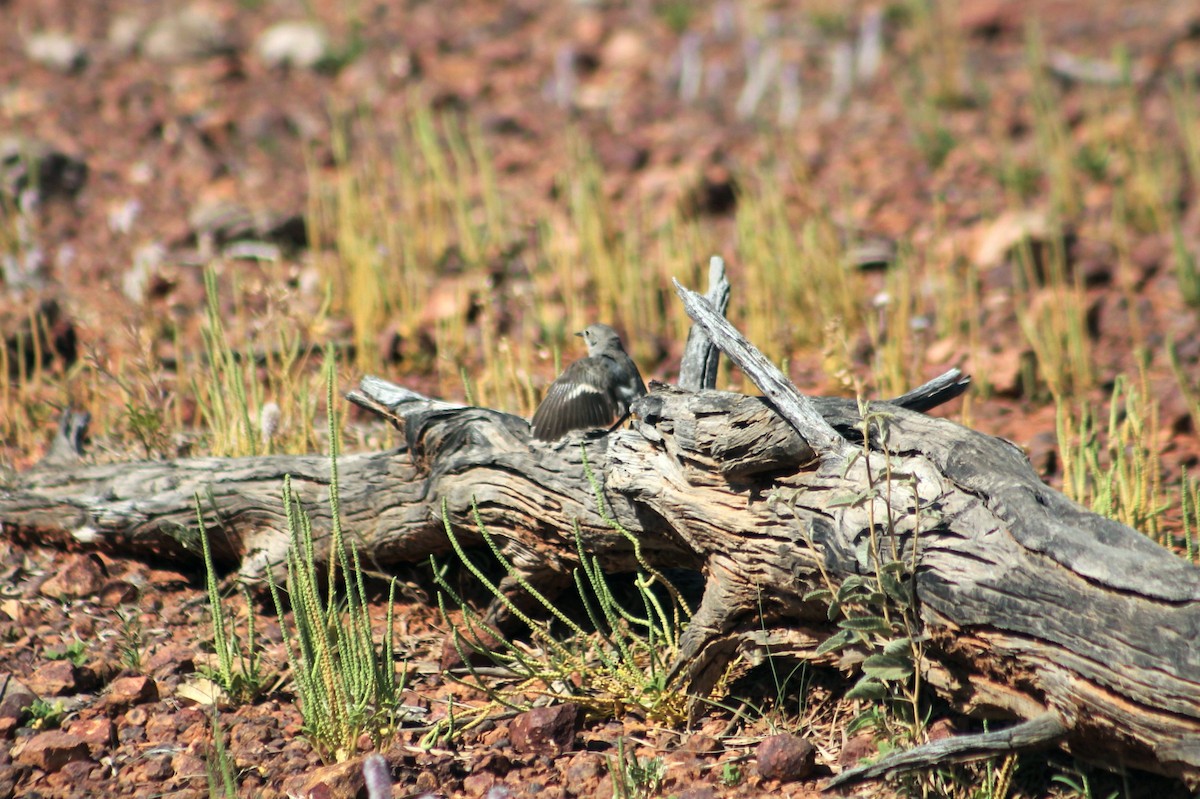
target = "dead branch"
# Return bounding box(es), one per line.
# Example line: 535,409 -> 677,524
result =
1,268 -> 1198,789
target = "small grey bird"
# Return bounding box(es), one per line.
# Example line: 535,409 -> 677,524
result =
530,324 -> 646,441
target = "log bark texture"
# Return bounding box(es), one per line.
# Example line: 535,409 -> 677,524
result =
1,292 -> 1198,788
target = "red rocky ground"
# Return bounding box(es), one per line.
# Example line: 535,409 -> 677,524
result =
2,0 -> 1200,797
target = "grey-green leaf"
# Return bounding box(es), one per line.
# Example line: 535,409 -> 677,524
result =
862,654 -> 914,681
845,677 -> 888,701
839,615 -> 893,634
803,588 -> 833,604
815,628 -> 856,656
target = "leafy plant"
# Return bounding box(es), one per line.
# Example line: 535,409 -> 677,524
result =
1051,765 -> 1120,799
1168,75 -> 1200,189
189,266 -> 325,458
315,21 -> 366,75
1025,23 -> 1082,220
1179,468 -> 1200,565
1056,372 -> 1167,544
427,451 -> 691,745
431,506 -> 688,741
312,108 -> 508,376
656,0 -> 695,34
1169,211 -> 1200,308
124,400 -> 168,459
27,698 -> 66,730
981,754 -> 1018,799
196,496 -> 265,704
609,738 -> 665,799
0,297 -> 68,460
783,403 -> 1033,797
113,605 -> 145,673
192,266 -> 258,457
800,405 -> 926,744
44,639 -> 87,667
204,709 -> 239,799
1011,227 -> 1094,402
267,357 -> 403,762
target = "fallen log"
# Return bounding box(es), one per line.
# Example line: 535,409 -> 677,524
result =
1,270 -> 1198,790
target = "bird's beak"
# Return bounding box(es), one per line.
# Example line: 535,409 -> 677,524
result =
574,331 -> 584,338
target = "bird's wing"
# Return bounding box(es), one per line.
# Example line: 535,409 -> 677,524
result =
530,359 -> 621,441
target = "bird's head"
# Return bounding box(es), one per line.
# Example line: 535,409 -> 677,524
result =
577,323 -> 624,356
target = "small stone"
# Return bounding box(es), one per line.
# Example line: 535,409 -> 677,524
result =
12,730 -> 91,772
99,580 -> 140,606
124,706 -> 149,727
188,200 -> 255,245
846,237 -> 897,271
1130,233 -> 1168,275
678,734 -> 722,756
836,732 -> 876,767
143,755 -> 173,780
927,717 -> 960,741
474,750 -> 512,775
27,660 -> 83,696
145,711 -> 179,744
117,722 -> 146,744
510,704 -> 578,755
1025,429 -> 1059,476
56,758 -> 96,783
958,0 -> 1022,38
65,717 -> 114,750
187,201 -> 306,252
145,644 -> 197,678
172,751 -> 206,781
105,675 -> 158,708
683,161 -> 738,217
594,138 -> 648,174
755,733 -> 815,782
678,787 -> 717,799
255,21 -> 330,70
413,769 -> 440,795
108,15 -> 145,56
463,772 -> 496,795
142,8 -> 231,63
25,32 -> 88,73
1159,381 -> 1194,436
602,29 -> 647,70
0,298 -> 78,376
144,567 -> 191,589
39,553 -> 107,600
0,136 -> 88,201
973,209 -> 1049,271
119,754 -> 173,786
974,345 -> 1028,397
283,756 -> 366,798
973,209 -> 1074,287
0,676 -> 36,735
563,751 -> 604,784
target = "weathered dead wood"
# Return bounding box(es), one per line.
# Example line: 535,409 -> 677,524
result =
1,276 -> 1198,788
829,712 -> 1069,788
667,282 -> 1200,786
678,255 -> 730,392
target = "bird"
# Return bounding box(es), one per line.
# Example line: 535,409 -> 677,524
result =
530,323 -> 646,441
